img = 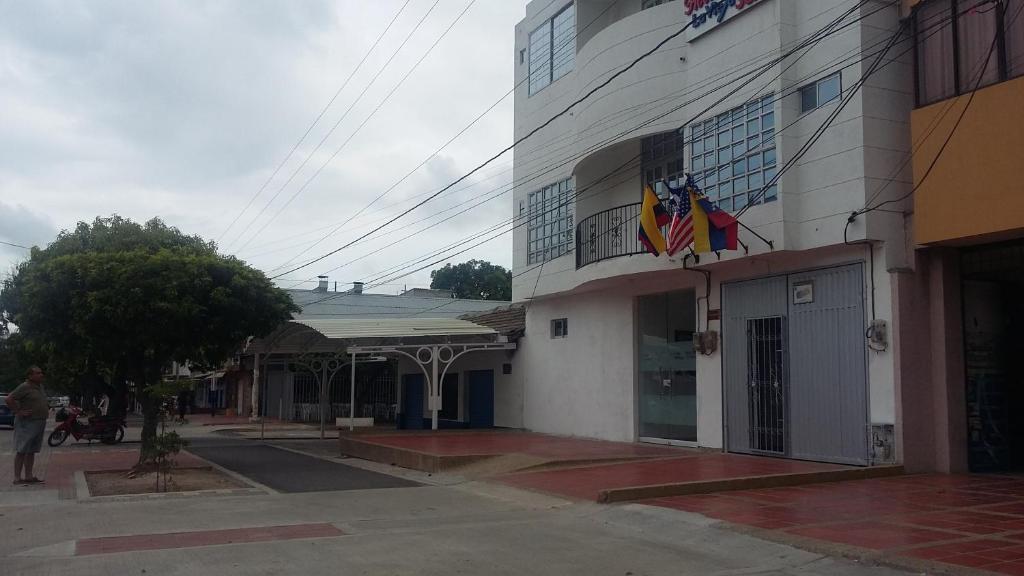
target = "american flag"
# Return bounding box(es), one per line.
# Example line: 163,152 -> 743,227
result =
666,180 -> 694,256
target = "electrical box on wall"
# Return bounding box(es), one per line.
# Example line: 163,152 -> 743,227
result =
867,319 -> 888,351
693,331 -> 719,356
871,424 -> 895,464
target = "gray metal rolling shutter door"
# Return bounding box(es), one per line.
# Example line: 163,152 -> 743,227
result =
722,276 -> 788,455
786,264 -> 869,465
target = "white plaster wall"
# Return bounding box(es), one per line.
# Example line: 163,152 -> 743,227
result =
519,289 -> 638,442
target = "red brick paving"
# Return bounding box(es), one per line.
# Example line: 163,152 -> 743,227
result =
496,453 -> 844,502
647,473 -> 1024,575
75,523 -> 343,555
356,431 -> 681,459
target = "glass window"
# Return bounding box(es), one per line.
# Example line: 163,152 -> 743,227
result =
528,21 -> 551,96
637,290 -> 697,442
641,129 -> 686,196
913,0 -> 1020,106
641,0 -> 671,9
688,94 -> 778,211
552,3 -> 576,81
799,72 -> 842,113
527,177 -> 575,265
529,3 -> 575,96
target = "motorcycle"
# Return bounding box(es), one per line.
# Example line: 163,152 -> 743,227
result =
48,406 -> 126,446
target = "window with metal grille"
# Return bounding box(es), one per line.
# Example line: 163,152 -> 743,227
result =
550,318 -> 569,338
914,0 -> 1024,107
527,177 -> 575,264
641,129 -> 687,198
799,72 -> 842,113
688,94 -> 777,211
529,3 -> 576,96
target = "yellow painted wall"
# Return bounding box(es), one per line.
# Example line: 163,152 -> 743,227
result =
913,75 -> 1024,245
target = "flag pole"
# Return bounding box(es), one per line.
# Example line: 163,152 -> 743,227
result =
736,221 -> 773,249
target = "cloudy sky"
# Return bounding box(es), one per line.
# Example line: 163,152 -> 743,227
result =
0,0 -> 524,293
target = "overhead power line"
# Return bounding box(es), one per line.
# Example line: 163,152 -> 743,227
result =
313,1 -> 884,297
224,0 -> 446,252
217,0 -> 414,246
269,16 -> 703,280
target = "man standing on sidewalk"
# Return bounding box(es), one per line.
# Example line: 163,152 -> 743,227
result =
5,366 -> 49,484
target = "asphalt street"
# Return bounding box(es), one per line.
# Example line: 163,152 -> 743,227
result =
186,437 -> 420,493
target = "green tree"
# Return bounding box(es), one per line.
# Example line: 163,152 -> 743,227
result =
429,260 -> 511,301
0,216 -> 297,461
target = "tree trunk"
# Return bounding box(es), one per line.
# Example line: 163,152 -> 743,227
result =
138,389 -> 161,464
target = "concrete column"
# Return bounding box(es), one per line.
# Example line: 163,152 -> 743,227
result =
893,248 -> 968,473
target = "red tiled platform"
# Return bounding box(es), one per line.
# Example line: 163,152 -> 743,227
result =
76,523 -> 343,556
497,453 -> 847,502
355,432 -> 680,459
45,449 -> 206,499
649,474 -> 1024,575
338,431 -> 685,473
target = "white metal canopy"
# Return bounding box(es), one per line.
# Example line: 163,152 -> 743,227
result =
291,317 -> 496,340
250,317 -> 512,436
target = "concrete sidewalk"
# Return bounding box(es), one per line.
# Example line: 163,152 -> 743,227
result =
0,479 -> 919,576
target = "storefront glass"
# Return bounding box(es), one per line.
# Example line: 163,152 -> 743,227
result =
637,290 -> 697,442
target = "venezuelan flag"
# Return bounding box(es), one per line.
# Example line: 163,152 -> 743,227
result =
690,188 -> 738,253
638,185 -> 670,256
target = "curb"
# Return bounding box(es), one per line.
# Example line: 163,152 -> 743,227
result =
597,465 -> 905,503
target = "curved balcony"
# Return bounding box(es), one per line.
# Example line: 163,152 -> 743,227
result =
576,200 -> 671,269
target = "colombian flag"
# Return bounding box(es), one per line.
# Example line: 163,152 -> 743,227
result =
638,185 -> 670,256
689,183 -> 738,254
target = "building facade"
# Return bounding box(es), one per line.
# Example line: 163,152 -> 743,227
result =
511,0 -> 915,466
896,0 -> 1024,473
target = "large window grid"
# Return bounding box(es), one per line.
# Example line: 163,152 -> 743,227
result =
642,130 -> 687,197
527,178 -> 575,264
689,94 -> 778,212
914,0 -> 1024,107
529,3 -> 576,96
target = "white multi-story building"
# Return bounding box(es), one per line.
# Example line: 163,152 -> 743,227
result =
510,0 -> 914,466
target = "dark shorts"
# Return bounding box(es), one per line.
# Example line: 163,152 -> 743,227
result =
14,418 -> 46,454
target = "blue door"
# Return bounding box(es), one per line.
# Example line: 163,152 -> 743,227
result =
467,370 -> 494,428
400,374 -> 425,430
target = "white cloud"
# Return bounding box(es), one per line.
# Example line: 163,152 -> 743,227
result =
0,0 -> 523,292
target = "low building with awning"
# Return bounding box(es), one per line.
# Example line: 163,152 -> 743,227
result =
238,281 -> 524,435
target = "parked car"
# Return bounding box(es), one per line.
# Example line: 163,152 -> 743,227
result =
0,395 -> 12,428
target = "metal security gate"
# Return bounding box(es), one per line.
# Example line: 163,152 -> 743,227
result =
747,317 -> 786,455
724,263 -> 869,465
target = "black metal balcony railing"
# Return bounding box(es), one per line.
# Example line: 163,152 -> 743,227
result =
576,201 -> 659,269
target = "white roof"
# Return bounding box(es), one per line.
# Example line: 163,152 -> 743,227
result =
291,318 -> 496,340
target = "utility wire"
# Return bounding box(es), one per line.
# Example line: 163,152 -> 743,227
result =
217,0 -> 414,246
0,240 -> 30,250
290,0 -> 888,300
856,0 -> 1020,216
251,0 -> 882,267
264,0 -> 628,275
268,17 -> 701,280
361,1 -> 879,291
225,0 -> 445,251
236,0 -> 480,254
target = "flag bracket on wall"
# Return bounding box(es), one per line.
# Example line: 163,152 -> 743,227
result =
637,173 -> 773,258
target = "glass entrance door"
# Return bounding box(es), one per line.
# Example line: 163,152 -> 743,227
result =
637,290 -> 697,443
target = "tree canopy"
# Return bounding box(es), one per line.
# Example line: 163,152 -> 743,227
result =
0,215 -> 297,457
429,260 -> 511,301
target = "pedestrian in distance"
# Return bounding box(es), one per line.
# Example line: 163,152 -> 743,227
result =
5,366 -> 50,485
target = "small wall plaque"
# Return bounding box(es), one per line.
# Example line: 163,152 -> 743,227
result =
793,281 -> 814,304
